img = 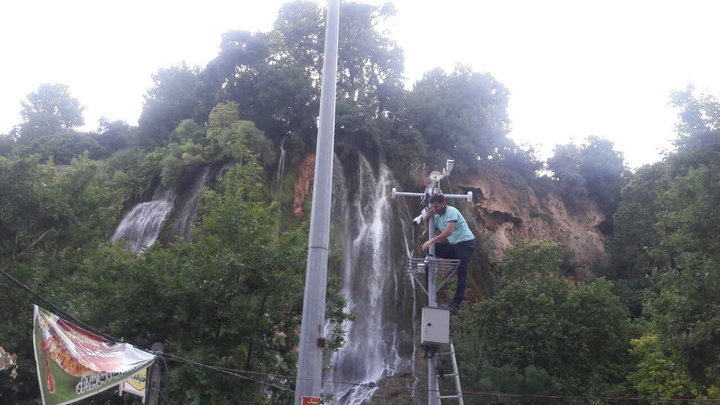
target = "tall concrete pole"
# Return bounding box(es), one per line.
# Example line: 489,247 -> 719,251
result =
294,0 -> 340,403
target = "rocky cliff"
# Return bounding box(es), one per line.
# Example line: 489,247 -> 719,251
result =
293,155 -> 608,283
457,164 -> 607,279
293,154 -> 316,219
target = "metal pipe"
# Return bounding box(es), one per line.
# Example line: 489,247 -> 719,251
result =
391,189 -> 425,198
391,188 -> 472,202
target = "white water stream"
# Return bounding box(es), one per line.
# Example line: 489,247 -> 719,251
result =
324,155 -> 417,404
111,188 -> 176,252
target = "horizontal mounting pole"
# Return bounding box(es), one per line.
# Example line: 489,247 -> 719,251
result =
391,188 -> 473,202
443,192 -> 473,202
391,189 -> 425,199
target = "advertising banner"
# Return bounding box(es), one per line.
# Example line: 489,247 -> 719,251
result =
119,367 -> 147,398
32,305 -> 155,405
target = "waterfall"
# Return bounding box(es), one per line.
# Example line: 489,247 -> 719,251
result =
171,166 -> 211,241
276,137 -> 287,198
324,155 -> 417,404
111,187 -> 176,252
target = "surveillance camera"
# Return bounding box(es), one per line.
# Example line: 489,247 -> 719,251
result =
445,159 -> 454,175
412,208 -> 427,224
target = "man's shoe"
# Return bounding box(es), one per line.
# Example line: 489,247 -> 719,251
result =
449,305 -> 460,316
438,304 -> 460,316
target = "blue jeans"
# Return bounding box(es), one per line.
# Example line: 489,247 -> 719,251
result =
434,240 -> 475,307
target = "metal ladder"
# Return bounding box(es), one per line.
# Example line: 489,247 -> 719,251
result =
407,257 -> 464,404
436,340 -> 464,404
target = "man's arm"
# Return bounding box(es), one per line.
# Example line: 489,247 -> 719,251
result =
422,221 -> 456,251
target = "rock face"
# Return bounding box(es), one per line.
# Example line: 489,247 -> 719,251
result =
293,154 -> 316,219
458,165 -> 607,277
292,155 -> 608,276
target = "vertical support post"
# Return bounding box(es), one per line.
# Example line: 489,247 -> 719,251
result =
144,343 -> 163,405
427,216 -> 437,307
427,204 -> 439,405
294,0 -> 340,403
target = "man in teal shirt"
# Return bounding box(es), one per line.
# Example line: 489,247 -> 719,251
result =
422,194 -> 476,315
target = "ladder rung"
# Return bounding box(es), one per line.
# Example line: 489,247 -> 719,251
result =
436,340 -> 464,405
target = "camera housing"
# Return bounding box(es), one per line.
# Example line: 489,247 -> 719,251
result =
413,207 -> 428,224
442,159 -> 454,178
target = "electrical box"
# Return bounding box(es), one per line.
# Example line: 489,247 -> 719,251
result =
421,306 -> 450,345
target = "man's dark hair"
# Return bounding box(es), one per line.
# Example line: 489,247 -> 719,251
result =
429,194 -> 445,204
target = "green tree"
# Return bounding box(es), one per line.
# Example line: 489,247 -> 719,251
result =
548,136 -> 627,219
610,86 -> 720,398
628,333 -> 697,404
266,0 -> 411,166
498,241 -> 564,286
205,1 -> 420,172
9,83 -> 103,164
407,65 -> 511,174
577,136 -> 627,218
205,29 -> 271,127
17,83 -> 85,140
470,243 -> 632,401
491,142 -> 543,180
475,365 -> 553,405
648,255 -> 720,387
138,63 -> 203,146
608,162 -> 668,314
0,134 -> 14,157
0,155 -> 65,259
670,83 -> 720,152
92,118 -> 133,155
205,102 -> 275,166
104,146 -> 163,200
14,132 -> 105,164
159,142 -> 205,187
206,4 -> 321,155
476,279 -> 567,372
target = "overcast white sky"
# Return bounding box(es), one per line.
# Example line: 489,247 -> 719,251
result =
2,0 -> 719,167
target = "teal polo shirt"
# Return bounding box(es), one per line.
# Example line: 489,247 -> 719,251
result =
435,206 -> 475,244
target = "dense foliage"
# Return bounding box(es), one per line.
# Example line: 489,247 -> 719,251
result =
608,87 -> 720,401
547,136 -> 628,220
449,242 -> 635,404
1,1 -> 720,404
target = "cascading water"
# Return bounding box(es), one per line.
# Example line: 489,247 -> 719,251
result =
276,137 -> 287,198
171,166 -> 211,241
324,155 -> 417,404
111,187 -> 176,253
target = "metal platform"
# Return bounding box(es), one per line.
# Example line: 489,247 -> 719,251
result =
407,257 -> 460,296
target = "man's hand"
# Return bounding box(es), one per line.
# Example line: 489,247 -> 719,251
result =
422,240 -> 432,251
